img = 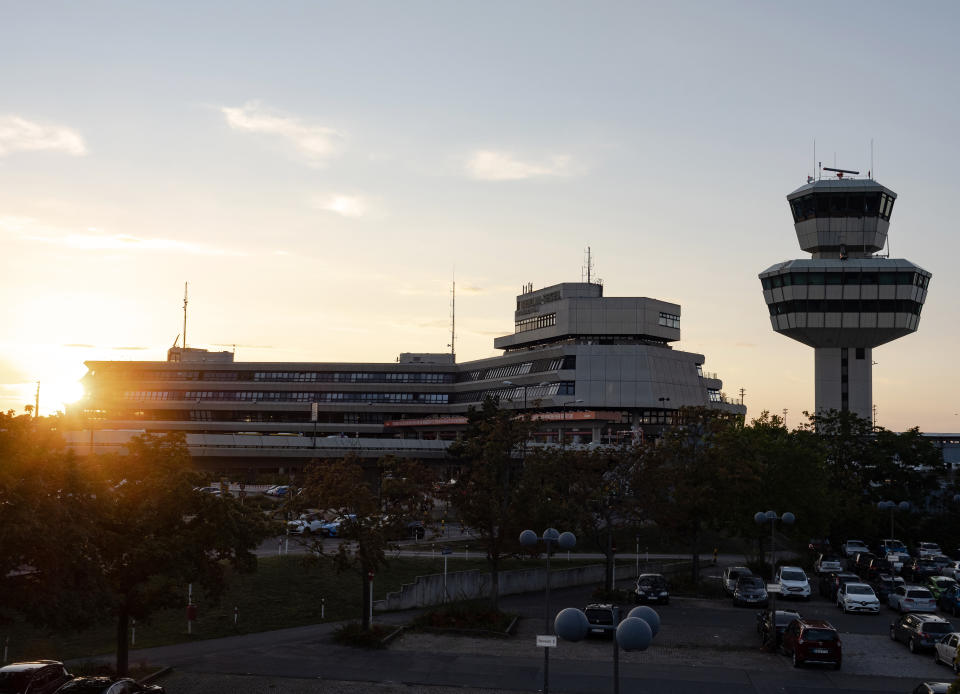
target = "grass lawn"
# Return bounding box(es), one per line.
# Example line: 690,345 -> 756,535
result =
1,554 -> 604,664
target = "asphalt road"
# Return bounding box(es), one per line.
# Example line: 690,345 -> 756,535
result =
119,569 -> 958,694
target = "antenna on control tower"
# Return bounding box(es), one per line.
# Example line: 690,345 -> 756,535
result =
447,274 -> 456,360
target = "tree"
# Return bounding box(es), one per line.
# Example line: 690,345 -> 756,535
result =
86,433 -> 272,675
300,455 -> 433,630
445,397 -> 534,610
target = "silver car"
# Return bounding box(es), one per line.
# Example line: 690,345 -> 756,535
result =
889,585 -> 937,613
933,632 -> 960,674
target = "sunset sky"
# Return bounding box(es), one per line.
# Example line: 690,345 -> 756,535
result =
2,1 -> 958,432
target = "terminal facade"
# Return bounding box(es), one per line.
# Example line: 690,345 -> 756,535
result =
69,280 -> 745,471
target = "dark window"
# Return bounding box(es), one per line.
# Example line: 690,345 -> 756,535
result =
793,273 -> 808,285
856,348 -> 865,360
825,274 -> 842,285
865,192 -> 881,215
847,193 -> 864,217
815,195 -> 830,217
808,272 -> 824,284
830,195 -> 846,217
878,272 -> 896,285
771,275 -> 783,288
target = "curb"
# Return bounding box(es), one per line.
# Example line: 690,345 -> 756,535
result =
140,666 -> 172,684
380,626 -> 405,647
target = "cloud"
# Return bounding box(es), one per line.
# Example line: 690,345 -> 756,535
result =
222,101 -> 343,164
310,193 -> 367,218
0,216 -> 243,256
0,115 -> 87,156
63,343 -> 96,348
113,346 -> 149,351
465,150 -> 572,181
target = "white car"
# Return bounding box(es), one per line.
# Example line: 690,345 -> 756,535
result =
287,512 -> 326,535
815,555 -> 844,574
843,540 -> 869,558
776,566 -> 811,600
933,632 -> 960,674
888,585 -> 937,613
837,582 -> 880,614
918,542 -> 943,559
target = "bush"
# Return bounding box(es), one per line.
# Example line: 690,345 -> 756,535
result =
411,601 -> 515,634
331,622 -> 393,648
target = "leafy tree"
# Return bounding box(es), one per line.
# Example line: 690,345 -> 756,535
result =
86,433 -> 272,675
445,397 -> 534,610
300,455 -> 433,630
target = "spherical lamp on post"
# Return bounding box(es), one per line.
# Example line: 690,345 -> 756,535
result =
520,527 -> 576,694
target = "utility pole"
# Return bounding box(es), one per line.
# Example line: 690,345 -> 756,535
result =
739,387 -> 746,405
34,381 -> 40,418
182,282 -> 189,349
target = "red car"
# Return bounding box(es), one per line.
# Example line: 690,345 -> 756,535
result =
780,617 -> 842,669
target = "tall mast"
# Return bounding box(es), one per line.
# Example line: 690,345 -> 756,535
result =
182,282 -> 189,349
449,278 -> 456,359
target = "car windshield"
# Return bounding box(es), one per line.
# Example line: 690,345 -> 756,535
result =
638,578 -> 664,589
908,589 -> 933,599
775,613 -> 800,627
782,571 -> 805,581
804,628 -> 838,641
0,672 -> 30,693
739,577 -> 764,589
848,585 -> 874,595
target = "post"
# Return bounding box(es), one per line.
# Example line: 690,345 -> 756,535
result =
368,575 -> 374,627
321,597 -> 325,620
465,546 -> 469,561
233,606 -> 238,627
636,537 -> 640,578
187,583 -> 193,635
612,605 -> 620,694
544,540 -> 552,694
443,554 -> 448,600
2,635 -> 7,664
131,619 -> 136,646
890,508 -> 894,538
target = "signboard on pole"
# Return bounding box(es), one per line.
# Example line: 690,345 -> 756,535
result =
311,402 -> 319,422
536,635 -> 557,648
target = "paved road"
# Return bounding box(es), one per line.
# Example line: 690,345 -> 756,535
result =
113,574 -> 956,694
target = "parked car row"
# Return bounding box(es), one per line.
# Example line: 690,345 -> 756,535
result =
0,661 -> 164,694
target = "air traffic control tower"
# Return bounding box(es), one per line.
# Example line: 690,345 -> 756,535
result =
759,168 -> 931,421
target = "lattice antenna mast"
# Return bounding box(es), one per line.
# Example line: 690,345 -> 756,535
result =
182,282 -> 189,349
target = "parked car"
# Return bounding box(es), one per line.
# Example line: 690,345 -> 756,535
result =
937,584 -> 960,617
264,485 -> 294,497
0,661 -> 72,694
842,539 -> 869,559
907,559 -> 943,582
756,608 -> 802,648
925,576 -> 958,601
917,542 -> 944,559
733,576 -> 768,608
776,566 -> 811,601
814,554 -> 844,575
633,574 -> 669,605
852,552 -> 878,578
837,582 -> 880,614
880,538 -> 908,555
722,566 -> 753,596
909,682 -> 953,694
820,571 -> 860,601
584,603 -> 617,639
53,677 -> 164,694
320,514 -> 357,537
885,551 -> 911,574
286,511 -> 326,535
870,573 -> 903,602
889,613 -> 954,653
889,585 -> 938,613
941,561 -> 960,581
930,556 -> 954,573
932,632 -> 960,674
780,617 -> 842,669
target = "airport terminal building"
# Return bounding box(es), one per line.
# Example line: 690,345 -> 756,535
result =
68,280 -> 745,471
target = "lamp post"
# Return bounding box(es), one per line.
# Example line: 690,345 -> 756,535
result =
657,397 -> 670,438
520,528 -> 576,694
559,399 -> 585,448
753,510 -> 794,627
555,604 -> 660,694
877,500 -> 911,538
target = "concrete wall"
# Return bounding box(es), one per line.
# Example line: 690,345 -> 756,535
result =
374,563 -> 641,612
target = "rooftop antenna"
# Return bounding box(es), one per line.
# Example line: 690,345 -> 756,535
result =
171,334 -> 180,349
870,138 -> 874,179
582,246 -> 593,283
182,282 -> 189,349
446,274 -> 456,360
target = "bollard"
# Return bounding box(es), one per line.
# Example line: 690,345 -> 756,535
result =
131,619 -> 136,646
3,635 -> 8,664
321,597 -> 325,620
278,539 -> 282,557
234,606 -> 238,627
465,546 -> 468,561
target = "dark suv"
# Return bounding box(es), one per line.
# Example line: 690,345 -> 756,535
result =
0,661 -> 72,694
633,574 -> 669,605
819,571 -> 860,601
756,608 -> 802,649
584,603 -> 617,639
781,617 -> 842,669
889,613 -> 954,653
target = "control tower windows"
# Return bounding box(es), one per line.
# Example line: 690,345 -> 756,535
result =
789,192 -> 888,223
658,312 -> 680,329
761,270 -> 928,290
515,313 -> 556,333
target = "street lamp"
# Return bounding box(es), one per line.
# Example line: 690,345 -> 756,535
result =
877,500 -> 911,538
559,399 -> 585,447
555,604 -> 660,694
657,397 -> 670,438
520,528 -> 576,694
753,510 -> 794,627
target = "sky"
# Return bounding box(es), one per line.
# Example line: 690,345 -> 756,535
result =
1,1 -> 958,431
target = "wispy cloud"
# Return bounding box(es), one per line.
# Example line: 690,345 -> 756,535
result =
113,346 -> 149,351
0,115 -> 87,156
465,150 -> 572,181
0,216 -> 243,256
222,101 -> 343,164
310,193 -> 368,218
63,343 -> 95,348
